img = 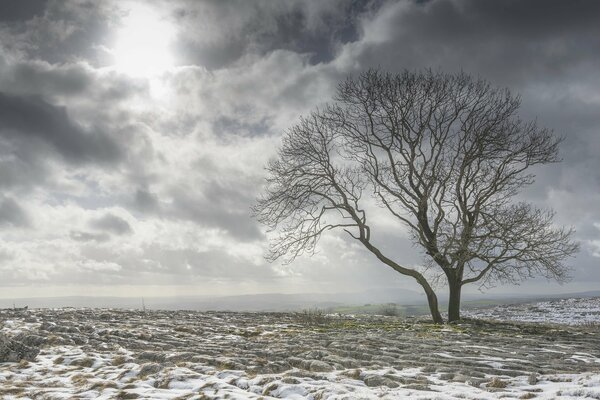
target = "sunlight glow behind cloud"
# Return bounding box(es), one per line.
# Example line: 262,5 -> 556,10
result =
111,3 -> 176,77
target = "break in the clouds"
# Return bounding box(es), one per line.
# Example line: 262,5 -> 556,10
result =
0,0 -> 598,298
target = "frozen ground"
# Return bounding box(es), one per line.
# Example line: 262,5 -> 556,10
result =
465,297 -> 600,326
0,299 -> 599,399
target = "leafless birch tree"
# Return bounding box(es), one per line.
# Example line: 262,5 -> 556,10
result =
253,69 -> 579,323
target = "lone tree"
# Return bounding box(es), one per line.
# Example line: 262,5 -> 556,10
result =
253,69 -> 578,323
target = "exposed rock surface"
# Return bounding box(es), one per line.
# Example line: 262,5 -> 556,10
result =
0,307 -> 598,399
0,332 -> 40,362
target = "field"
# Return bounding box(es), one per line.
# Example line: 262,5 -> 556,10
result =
328,299 -> 509,318
0,298 -> 599,399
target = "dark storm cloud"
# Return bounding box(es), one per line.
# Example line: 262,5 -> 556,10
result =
348,0 -> 600,84
0,55 -> 150,104
0,196 -> 30,228
172,0 -> 374,68
6,61 -> 91,96
89,214 -> 132,235
0,92 -> 122,164
336,0 -> 600,285
0,57 -> 93,99
0,0 -> 48,22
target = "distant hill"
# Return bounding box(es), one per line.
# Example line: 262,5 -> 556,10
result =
0,287 -> 424,311
1,289 -> 598,312
154,287 -> 425,311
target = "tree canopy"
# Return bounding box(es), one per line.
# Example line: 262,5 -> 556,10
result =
253,69 -> 579,323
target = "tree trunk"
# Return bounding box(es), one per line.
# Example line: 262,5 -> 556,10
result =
447,280 -> 462,322
423,285 -> 444,324
358,238 -> 444,324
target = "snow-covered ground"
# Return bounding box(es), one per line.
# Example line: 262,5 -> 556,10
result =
2,348 -> 600,399
466,297 -> 600,325
0,299 -> 599,399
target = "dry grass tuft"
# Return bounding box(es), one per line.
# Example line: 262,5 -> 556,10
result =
487,377 -> 509,388
295,308 -> 330,326
70,373 -> 93,386
112,355 -> 129,366
89,380 -> 119,392
520,393 -> 537,399
71,357 -> 95,368
115,391 -> 140,399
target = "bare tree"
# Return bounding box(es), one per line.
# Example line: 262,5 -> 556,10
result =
253,69 -> 579,323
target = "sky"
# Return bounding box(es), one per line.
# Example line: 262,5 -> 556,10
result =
0,0 -> 599,300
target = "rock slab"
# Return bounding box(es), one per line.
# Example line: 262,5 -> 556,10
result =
0,332 -> 40,363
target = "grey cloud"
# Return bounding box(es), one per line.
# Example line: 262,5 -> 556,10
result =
0,196 -> 30,228
57,244 -> 276,286
140,247 -> 270,279
70,230 -> 110,243
133,189 -> 160,213
0,1 -> 118,66
344,0 -> 600,85
0,0 -> 598,294
0,59 -> 147,101
0,92 -> 122,164
169,181 -> 262,242
0,57 -> 146,193
0,247 -> 14,262
0,141 -> 49,189
331,0 -> 600,284
453,0 -> 600,37
0,0 -> 47,22
127,157 -> 263,242
213,116 -> 271,137
89,214 -> 132,235
0,60 -> 91,97
172,0 -> 372,68
565,247 -> 600,286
